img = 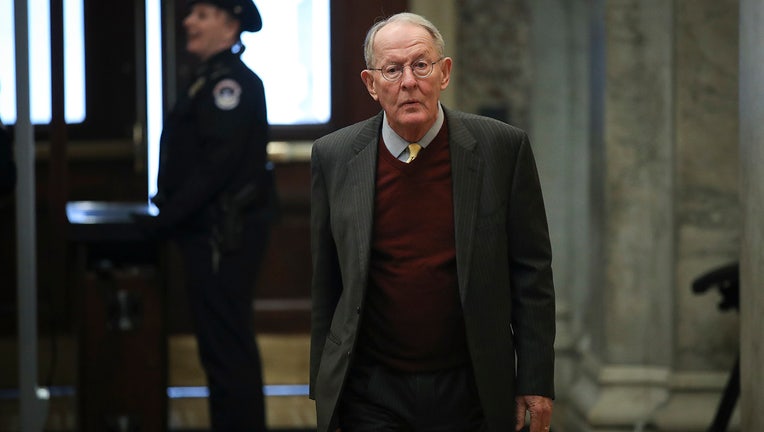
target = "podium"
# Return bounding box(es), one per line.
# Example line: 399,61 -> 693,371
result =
67,201 -> 167,432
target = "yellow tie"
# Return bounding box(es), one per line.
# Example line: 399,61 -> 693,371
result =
406,143 -> 422,163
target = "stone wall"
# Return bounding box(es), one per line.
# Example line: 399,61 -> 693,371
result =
455,0 -> 532,129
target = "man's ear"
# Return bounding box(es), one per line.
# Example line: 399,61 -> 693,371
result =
360,70 -> 379,101
439,57 -> 453,90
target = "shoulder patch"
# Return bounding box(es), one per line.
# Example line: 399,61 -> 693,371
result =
213,79 -> 242,110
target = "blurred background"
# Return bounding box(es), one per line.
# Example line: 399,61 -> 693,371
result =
1,0 -> 762,431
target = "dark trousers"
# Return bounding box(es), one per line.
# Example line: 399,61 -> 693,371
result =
177,216 -> 270,432
338,356 -> 487,432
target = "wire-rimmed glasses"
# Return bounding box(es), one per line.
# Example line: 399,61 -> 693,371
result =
368,58 -> 444,82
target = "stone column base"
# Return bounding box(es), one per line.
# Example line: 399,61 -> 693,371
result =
555,352 -> 742,432
554,352 -> 669,431
651,371 -> 740,432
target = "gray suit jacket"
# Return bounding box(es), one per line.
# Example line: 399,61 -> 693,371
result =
309,107 -> 555,432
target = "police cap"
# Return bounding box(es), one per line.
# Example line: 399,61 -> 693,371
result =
188,0 -> 262,33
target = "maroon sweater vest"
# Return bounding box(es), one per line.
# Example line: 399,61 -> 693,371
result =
358,123 -> 470,372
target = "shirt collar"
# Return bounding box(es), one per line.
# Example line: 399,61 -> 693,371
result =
382,103 -> 445,159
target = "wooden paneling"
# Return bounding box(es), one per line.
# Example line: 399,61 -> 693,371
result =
331,0 -> 409,127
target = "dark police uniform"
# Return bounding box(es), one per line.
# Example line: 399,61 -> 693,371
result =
144,1 -> 273,430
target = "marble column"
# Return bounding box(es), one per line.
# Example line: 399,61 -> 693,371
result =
528,0 -> 592,396
651,1 -> 741,430
738,0 -> 764,429
455,0 -> 532,129
564,0 -> 676,429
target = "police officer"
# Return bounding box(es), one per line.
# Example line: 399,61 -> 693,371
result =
134,1 -> 274,430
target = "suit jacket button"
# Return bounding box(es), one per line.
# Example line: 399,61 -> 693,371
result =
347,351 -> 351,357
356,307 -> 361,315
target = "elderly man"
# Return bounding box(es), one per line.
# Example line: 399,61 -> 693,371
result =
310,12 -> 555,432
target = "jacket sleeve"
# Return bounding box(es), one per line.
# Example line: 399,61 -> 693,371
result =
507,131 -> 556,398
308,140 -> 344,399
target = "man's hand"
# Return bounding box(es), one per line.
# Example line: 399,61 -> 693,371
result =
515,395 -> 553,432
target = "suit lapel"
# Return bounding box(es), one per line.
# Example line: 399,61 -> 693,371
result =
346,113 -> 383,283
447,110 -> 482,303
344,110 -> 481,302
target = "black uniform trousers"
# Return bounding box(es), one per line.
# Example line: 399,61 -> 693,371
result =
176,212 -> 271,432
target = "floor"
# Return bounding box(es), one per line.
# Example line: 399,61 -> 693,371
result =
0,333 -> 316,431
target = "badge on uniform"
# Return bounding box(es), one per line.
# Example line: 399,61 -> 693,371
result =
188,77 -> 206,98
213,79 -> 242,110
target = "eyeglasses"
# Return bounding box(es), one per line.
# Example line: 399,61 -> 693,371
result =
368,58 -> 444,82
